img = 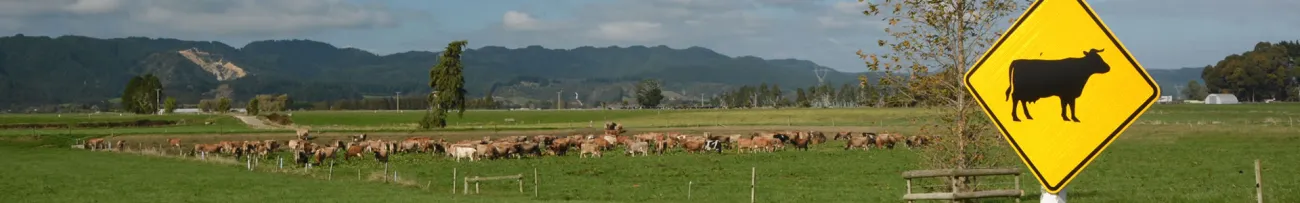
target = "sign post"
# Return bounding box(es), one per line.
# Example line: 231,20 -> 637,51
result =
964,0 -> 1159,196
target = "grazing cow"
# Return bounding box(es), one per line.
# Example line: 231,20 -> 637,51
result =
296,128 -> 312,140
449,144 -> 478,162
492,141 -> 520,159
475,144 -> 498,160
704,134 -> 728,153
519,142 -> 541,157
167,138 -> 182,148
352,134 -> 368,142
343,143 -> 365,160
399,139 -> 424,153
735,137 -> 757,153
314,146 -> 339,165
604,122 -> 627,136
1006,48 -> 1111,122
872,133 -> 904,149
293,142 -> 315,164
809,131 -> 827,145
193,143 -> 222,156
114,140 -> 127,151
547,138 -> 573,156
833,132 -> 853,140
682,139 -> 707,154
579,141 -> 602,158
625,141 -> 650,157
369,141 -> 393,163
287,139 -> 308,152
845,135 -> 872,151
906,135 -> 934,149
791,135 -> 810,151
85,138 -> 106,150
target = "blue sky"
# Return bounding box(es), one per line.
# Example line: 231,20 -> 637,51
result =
0,0 -> 1297,72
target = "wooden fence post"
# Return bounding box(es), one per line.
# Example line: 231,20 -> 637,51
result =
1256,159 -> 1264,203
534,168 -> 539,197
688,181 -> 693,200
384,163 -> 390,182
328,161 -> 334,180
452,168 -> 458,194
278,156 -> 283,169
463,177 -> 469,195
358,169 -> 362,181
518,175 -> 523,193
750,167 -> 756,203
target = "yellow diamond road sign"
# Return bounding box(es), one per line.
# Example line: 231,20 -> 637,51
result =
964,0 -> 1160,194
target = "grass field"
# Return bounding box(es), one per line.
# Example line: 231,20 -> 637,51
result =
2,104 -> 1299,202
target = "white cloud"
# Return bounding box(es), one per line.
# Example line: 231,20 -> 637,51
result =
0,0 -> 398,36
589,21 -> 666,42
64,0 -> 123,15
503,10 -> 542,31
130,0 -> 395,35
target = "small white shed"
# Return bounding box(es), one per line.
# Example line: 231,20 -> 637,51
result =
1204,94 -> 1239,104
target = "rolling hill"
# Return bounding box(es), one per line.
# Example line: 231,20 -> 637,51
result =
0,35 -> 862,110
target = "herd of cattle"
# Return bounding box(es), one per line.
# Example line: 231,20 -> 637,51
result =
81,123 -> 937,166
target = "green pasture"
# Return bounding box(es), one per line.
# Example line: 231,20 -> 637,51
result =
0,114 -> 264,136
1,103 -> 1299,202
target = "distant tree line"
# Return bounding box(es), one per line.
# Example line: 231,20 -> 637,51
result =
1202,41 -> 1300,102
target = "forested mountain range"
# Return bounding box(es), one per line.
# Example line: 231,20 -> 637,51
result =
0,35 -> 866,110
0,34 -> 1208,111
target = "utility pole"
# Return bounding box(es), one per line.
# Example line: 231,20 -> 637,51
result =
155,88 -> 162,115
556,89 -> 564,110
395,91 -> 402,113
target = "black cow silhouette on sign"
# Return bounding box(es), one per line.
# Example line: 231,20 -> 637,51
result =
1005,48 -> 1110,122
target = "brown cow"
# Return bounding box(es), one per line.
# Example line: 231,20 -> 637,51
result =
845,134 -> 872,151
475,143 -> 498,160
167,138 -> 182,148
114,140 -> 127,151
682,139 -> 706,154
519,142 -> 541,157
193,143 -> 223,157
579,141 -> 602,158
906,135 -> 933,149
873,133 -> 903,149
314,146 -> 339,165
809,131 -> 827,145
296,128 -> 312,140
85,138 -> 106,150
547,138 -> 572,156
343,143 -> 365,160
791,134 -> 810,151
492,141 -> 520,159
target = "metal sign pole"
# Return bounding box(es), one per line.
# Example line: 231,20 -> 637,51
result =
1040,187 -> 1067,203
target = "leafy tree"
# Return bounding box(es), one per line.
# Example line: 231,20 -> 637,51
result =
216,97 -> 231,113
120,74 -> 162,114
636,79 -> 664,108
422,40 -> 469,129
247,97 -> 261,115
198,99 -> 215,113
1182,80 -> 1209,101
769,84 -> 783,108
121,76 -> 142,113
277,94 -> 292,111
859,0 -> 1031,192
163,97 -> 177,114
1201,41 -> 1299,101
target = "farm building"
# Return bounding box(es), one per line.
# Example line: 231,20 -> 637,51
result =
1204,94 -> 1239,104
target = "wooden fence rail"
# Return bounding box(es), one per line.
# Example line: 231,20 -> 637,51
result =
463,174 -> 524,194
902,168 -> 1023,202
